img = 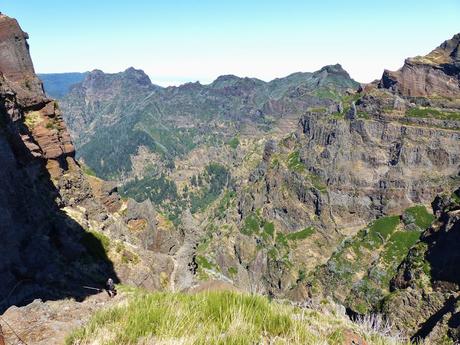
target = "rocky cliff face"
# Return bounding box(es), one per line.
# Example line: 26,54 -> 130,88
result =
196,107 -> 459,301
180,34 -> 460,335
0,15 -> 44,96
379,33 -> 460,98
0,13 -> 181,314
383,191 -> 460,343
296,112 -> 459,225
0,13 -> 113,311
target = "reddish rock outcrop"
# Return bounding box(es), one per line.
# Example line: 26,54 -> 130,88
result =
0,13 -> 75,178
0,14 -> 45,102
0,13 -> 180,315
379,33 -> 460,97
0,13 -> 117,312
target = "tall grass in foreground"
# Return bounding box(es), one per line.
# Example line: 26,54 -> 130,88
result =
66,288 -> 410,345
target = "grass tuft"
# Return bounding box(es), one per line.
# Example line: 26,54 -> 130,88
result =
287,151 -> 305,173
227,136 -> 240,149
403,205 -> 435,230
65,289 -> 407,345
287,227 -> 315,241
405,107 -> 460,121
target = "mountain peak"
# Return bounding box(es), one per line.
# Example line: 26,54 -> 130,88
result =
409,32 -> 460,66
122,67 -> 152,86
81,68 -> 153,90
318,63 -> 346,74
211,74 -> 243,88
0,13 -> 44,96
315,64 -> 354,81
379,32 -> 460,97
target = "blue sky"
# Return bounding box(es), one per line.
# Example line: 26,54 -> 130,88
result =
2,0 -> 459,85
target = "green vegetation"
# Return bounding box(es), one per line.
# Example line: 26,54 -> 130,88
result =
287,151 -> 305,173
313,92 -> 364,121
195,255 -> 216,270
308,107 -> 328,113
316,213 -> 427,314
342,93 -> 362,105
240,211 -> 316,247
285,151 -> 327,192
80,117 -> 207,179
403,205 -> 435,230
452,191 -> 460,204
287,227 -> 315,241
309,173 -> 327,193
263,222 -> 275,238
357,111 -> 370,119
227,136 -> 240,149
115,242 -> 140,265
120,173 -> 178,205
120,172 -> 183,224
368,216 -> 400,242
80,126 -> 157,179
228,266 -> 238,277
330,112 -> 345,119
80,229 -> 111,260
23,111 -> 42,129
135,124 -> 199,158
241,211 -> 263,236
190,163 -> 230,214
405,107 -> 460,121
45,120 -> 58,130
66,289 -> 401,345
121,162 -> 230,226
215,190 -> 236,219
401,242 -> 432,286
80,163 -> 97,177
193,224 -> 225,280
380,231 -> 421,269
313,87 -> 341,100
239,210 -> 317,273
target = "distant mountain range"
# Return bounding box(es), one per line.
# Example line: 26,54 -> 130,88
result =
4,9 -> 460,343
40,64 -> 359,179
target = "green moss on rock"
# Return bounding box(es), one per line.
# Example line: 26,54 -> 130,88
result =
287,227 -> 315,241
403,205 -> 435,230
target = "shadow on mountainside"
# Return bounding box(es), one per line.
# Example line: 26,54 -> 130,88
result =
409,194 -> 460,342
424,207 -> 460,285
411,295 -> 458,342
0,101 -> 118,315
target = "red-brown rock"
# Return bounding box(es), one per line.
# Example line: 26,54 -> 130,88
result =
379,33 -> 460,97
0,14 -> 75,177
0,14 -> 44,96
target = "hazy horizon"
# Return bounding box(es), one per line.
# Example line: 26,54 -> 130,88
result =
3,0 -> 460,86
37,64 -> 360,88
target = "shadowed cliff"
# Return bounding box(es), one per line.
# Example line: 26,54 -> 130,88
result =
0,13 -> 118,314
